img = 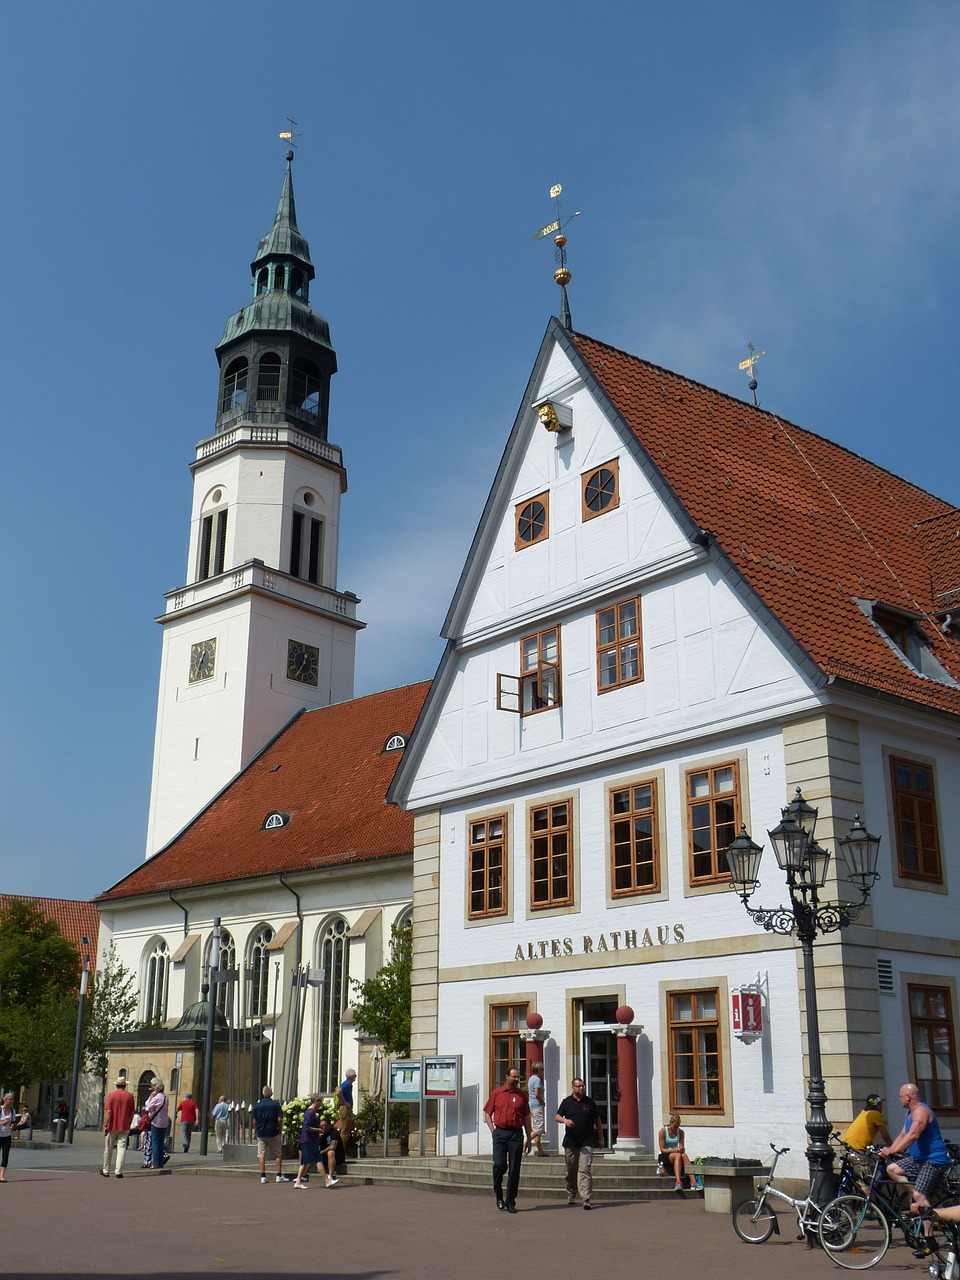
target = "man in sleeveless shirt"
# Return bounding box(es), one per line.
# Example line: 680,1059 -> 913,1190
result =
881,1082 -> 950,1210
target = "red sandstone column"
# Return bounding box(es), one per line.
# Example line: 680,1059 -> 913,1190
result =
610,1004 -> 644,1160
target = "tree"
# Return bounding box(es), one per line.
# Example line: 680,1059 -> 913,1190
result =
83,944 -> 140,1081
350,921 -> 412,1058
0,900 -> 80,1089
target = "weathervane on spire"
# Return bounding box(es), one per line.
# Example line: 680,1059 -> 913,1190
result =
532,184 -> 581,331
738,342 -> 766,406
278,117 -> 301,154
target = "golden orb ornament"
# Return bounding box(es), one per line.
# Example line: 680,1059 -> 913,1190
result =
554,234 -> 567,248
555,267 -> 572,286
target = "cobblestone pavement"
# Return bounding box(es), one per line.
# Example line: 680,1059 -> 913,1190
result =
1,1137 -> 933,1280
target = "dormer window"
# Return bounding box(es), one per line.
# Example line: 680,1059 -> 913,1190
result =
384,734 -> 407,752
263,812 -> 290,830
859,599 -> 958,687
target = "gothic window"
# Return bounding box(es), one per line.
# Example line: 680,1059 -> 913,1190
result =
248,926 -> 275,1019
257,354 -> 281,402
317,916 -> 350,1092
203,928 -> 237,1023
220,358 -> 248,413
143,938 -> 169,1025
291,360 -> 322,415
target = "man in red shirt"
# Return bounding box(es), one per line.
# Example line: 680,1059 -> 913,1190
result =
176,1093 -> 200,1153
483,1066 -> 532,1213
101,1077 -> 136,1178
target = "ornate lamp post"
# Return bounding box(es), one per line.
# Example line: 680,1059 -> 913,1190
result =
726,790 -> 882,1203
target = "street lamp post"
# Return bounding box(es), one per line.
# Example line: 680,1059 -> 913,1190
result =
726,790 -> 882,1204
67,936 -> 91,1144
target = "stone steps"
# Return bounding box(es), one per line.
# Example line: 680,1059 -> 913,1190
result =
338,1154 -> 704,1202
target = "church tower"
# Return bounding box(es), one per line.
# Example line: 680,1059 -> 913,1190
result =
144,151 -> 364,858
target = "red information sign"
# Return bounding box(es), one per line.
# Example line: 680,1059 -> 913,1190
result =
732,991 -> 763,1036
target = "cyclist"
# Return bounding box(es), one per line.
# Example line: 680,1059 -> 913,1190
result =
841,1093 -> 892,1150
881,1082 -> 951,1212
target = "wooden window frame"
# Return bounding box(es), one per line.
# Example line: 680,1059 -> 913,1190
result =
596,597 -> 643,693
686,760 -> 740,885
890,756 -> 943,884
530,799 -> 574,910
610,779 -> 660,897
908,983 -> 959,1114
514,492 -> 549,550
581,458 -> 620,521
667,988 -> 723,1114
519,627 -> 562,715
468,813 -> 509,920
489,1002 -> 529,1090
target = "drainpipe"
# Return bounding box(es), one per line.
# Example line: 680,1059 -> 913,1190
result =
168,892 -> 189,936
277,875 -> 303,965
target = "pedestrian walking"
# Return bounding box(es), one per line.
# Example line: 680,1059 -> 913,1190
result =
0,1092 -> 16,1182
528,1061 -> 547,1155
556,1078 -> 604,1208
482,1067 -> 532,1213
176,1093 -> 199,1152
101,1077 -> 136,1178
211,1096 -> 230,1152
293,1096 -> 326,1189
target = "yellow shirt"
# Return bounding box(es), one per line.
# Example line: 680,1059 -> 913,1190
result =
841,1109 -> 886,1150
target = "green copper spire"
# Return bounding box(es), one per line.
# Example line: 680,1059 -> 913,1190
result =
252,149 -> 314,272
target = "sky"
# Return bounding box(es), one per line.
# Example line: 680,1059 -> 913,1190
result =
2,1 -> 959,901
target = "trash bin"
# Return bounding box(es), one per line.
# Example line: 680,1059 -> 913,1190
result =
53,1117 -> 67,1143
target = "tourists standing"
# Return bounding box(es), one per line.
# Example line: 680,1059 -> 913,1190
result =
252,1086 -> 290,1184
101,1077 -> 136,1178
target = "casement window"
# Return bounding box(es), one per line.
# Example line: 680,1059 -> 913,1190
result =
290,510 -> 323,584
582,459 -> 619,521
490,1002 -> 529,1086
668,989 -> 722,1112
468,814 -> 508,919
530,800 -> 573,909
686,762 -> 740,884
610,781 -> 660,896
498,628 -> 562,715
597,598 -> 642,692
199,509 -> 228,581
515,493 -> 549,550
890,757 -> 942,883
909,985 -> 958,1112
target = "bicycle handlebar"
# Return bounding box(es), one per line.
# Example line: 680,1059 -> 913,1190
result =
769,1143 -> 790,1155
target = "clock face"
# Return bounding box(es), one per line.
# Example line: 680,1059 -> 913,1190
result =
189,638 -> 217,683
287,639 -> 319,686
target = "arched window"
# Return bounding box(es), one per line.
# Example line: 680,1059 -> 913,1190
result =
248,926 -> 275,1018
291,360 -> 322,416
143,938 -> 169,1025
384,733 -> 407,753
273,263 -> 286,291
257,354 -> 281,402
317,916 -> 350,1092
256,268 -> 269,295
220,358 -> 248,413
394,906 -> 413,935
203,928 -> 237,1022
290,268 -> 305,298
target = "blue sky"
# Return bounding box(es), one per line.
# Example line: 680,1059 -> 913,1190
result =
2,2 -> 958,900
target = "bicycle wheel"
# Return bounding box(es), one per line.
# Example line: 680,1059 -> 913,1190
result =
820,1195 -> 891,1269
733,1197 -> 776,1244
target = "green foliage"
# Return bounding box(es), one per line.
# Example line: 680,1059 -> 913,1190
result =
355,1087 -> 410,1140
0,900 -> 82,1088
350,921 -> 412,1058
83,944 -> 140,1080
281,1095 -> 339,1144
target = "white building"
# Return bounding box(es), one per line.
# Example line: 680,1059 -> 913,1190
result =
96,152 -> 422,1106
389,317 -> 960,1176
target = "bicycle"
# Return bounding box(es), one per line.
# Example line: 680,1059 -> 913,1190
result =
817,1144 -> 948,1268
732,1140 -> 861,1245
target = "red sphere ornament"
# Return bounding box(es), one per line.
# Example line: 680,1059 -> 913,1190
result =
526,1011 -> 544,1031
615,1005 -> 635,1025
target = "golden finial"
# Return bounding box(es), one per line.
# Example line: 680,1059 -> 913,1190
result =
738,343 -> 766,406
532,184 -> 581,329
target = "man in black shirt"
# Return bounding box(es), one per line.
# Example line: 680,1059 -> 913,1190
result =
555,1078 -> 604,1209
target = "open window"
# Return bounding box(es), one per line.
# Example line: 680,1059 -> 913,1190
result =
497,627 -> 561,715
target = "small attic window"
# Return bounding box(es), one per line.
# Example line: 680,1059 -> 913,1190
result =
384,734 -> 407,753
858,599 -> 959,688
263,812 -> 290,830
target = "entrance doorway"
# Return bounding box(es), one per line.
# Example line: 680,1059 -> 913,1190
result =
577,998 -> 619,1146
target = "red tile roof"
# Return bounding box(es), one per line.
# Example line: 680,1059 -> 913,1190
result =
0,895 -> 100,968
569,330 -> 960,717
97,682 -> 430,901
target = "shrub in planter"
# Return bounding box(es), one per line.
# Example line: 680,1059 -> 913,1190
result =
281,1095 -> 339,1145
